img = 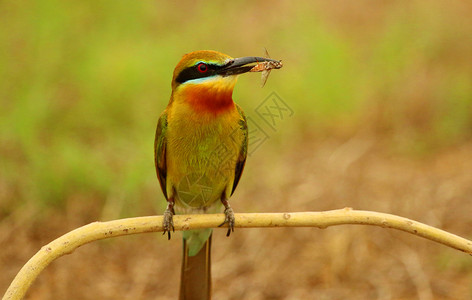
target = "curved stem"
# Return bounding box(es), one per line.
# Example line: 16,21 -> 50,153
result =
3,208 -> 472,300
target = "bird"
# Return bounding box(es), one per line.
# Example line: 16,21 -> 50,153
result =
154,50 -> 281,299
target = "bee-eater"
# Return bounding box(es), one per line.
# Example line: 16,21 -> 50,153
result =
155,50 -> 281,300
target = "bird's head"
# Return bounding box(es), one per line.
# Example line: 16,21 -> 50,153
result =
170,50 -> 278,114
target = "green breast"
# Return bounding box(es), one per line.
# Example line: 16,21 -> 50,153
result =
166,106 -> 244,211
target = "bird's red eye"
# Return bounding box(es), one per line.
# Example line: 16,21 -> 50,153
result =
197,63 -> 208,73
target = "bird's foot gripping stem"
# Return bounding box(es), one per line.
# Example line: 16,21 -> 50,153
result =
163,198 -> 175,240
218,199 -> 235,237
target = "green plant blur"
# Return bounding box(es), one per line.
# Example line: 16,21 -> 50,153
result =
1,1 -> 471,217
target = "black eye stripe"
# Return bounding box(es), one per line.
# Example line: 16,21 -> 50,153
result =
175,63 -> 221,84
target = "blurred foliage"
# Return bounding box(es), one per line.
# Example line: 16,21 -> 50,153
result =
0,0 -> 471,217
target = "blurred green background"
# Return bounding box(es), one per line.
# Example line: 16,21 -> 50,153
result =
1,1 -> 472,299
1,0 -> 471,216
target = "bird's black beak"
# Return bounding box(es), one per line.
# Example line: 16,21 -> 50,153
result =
218,56 -> 280,76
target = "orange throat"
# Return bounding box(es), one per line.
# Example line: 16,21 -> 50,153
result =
184,84 -> 234,114
175,76 -> 238,114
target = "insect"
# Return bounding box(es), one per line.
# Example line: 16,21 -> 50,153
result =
250,49 -> 283,87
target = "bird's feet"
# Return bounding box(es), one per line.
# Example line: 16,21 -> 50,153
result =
219,199 -> 235,237
163,199 -> 175,240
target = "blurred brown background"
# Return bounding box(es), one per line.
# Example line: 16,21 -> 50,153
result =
1,1 -> 471,299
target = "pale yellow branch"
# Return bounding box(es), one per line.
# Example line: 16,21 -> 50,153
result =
3,209 -> 472,300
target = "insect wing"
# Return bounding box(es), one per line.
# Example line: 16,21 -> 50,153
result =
260,69 -> 271,87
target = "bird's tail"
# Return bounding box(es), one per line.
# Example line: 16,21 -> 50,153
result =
179,232 -> 212,300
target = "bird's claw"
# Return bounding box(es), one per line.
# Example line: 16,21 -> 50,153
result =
218,206 -> 235,237
163,209 -> 174,240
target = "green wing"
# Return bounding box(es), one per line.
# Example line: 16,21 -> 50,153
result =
154,111 -> 168,199
231,105 -> 248,196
